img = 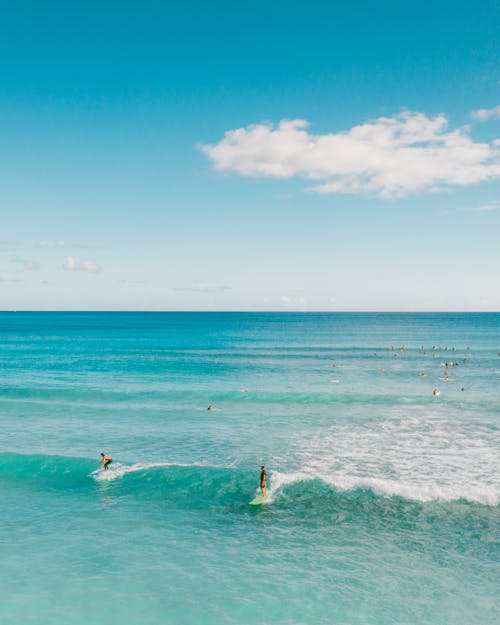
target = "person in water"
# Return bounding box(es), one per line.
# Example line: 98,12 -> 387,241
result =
100,453 -> 112,471
260,465 -> 267,497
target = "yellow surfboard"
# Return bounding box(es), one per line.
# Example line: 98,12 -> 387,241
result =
250,494 -> 268,505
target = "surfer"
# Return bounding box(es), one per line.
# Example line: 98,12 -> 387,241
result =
260,465 -> 267,497
100,452 -> 112,471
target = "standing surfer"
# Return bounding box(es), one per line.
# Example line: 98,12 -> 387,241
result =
100,452 -> 112,471
260,465 -> 267,497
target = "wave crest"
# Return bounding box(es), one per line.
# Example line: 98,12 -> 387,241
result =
90,461 -> 208,482
270,470 -> 499,506
1,452 -> 498,507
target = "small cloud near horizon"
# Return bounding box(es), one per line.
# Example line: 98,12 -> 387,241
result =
173,283 -> 232,293
11,258 -> 39,271
38,240 -> 70,248
119,279 -> 147,285
281,295 -> 307,307
0,241 -> 20,253
463,200 -> 500,212
0,276 -> 24,284
38,240 -> 103,250
62,256 -> 102,274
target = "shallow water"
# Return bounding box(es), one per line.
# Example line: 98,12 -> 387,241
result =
1,312 -> 499,624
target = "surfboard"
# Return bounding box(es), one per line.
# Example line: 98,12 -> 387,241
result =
250,494 -> 268,505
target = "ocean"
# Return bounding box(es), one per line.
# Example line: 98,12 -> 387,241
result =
0,312 -> 498,624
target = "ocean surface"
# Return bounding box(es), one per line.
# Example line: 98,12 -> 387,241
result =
0,312 -> 498,625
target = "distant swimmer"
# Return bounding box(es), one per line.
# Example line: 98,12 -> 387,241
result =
433,389 -> 441,397
260,465 -> 267,497
100,453 -> 112,471
207,405 -> 213,411
420,373 -> 427,377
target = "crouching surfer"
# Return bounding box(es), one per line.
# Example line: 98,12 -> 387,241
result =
100,452 -> 112,471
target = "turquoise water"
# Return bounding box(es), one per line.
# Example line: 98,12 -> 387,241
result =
1,312 -> 498,624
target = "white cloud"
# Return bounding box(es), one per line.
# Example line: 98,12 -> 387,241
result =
0,242 -> 19,253
466,200 -> 500,212
471,105 -> 500,122
173,283 -> 232,293
62,256 -> 102,274
0,276 -> 23,284
281,295 -> 306,307
38,240 -> 101,250
477,298 -> 498,308
64,256 -> 76,271
81,260 -> 101,273
200,111 -> 500,198
38,240 -> 69,248
11,258 -> 39,271
119,279 -> 147,285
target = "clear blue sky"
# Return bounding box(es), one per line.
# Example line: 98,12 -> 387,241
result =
1,0 -> 499,310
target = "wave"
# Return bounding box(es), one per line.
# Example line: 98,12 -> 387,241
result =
1,451 -> 498,508
0,386 -> 464,407
93,463 -> 491,507
90,460 -> 210,482
270,471 -> 499,507
0,452 -> 256,504
0,451 -> 96,488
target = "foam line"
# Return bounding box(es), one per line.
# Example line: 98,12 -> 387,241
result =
90,461 -> 208,482
270,470 -> 499,506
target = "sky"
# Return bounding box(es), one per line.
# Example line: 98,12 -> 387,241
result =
0,0 -> 499,311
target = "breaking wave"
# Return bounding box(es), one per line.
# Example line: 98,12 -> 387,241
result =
1,452 -> 498,507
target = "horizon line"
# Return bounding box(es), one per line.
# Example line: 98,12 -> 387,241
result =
1,310 -> 499,314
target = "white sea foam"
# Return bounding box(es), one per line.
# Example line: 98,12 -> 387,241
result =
90,461 -> 208,482
270,469 -> 499,505
272,407 -> 500,506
